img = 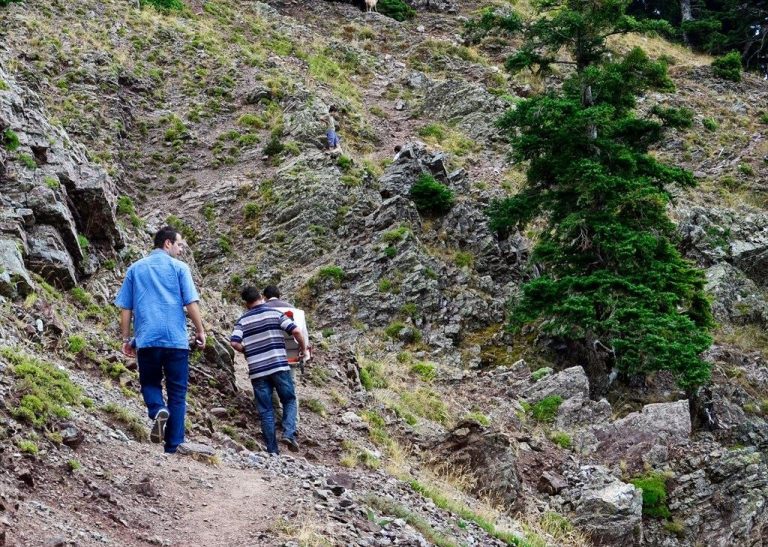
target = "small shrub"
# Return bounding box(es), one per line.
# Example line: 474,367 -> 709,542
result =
243,202 -> 259,219
760,112 -> 768,125
141,0 -> 184,11
702,118 -> 718,132
302,398 -> 327,417
17,439 -> 39,455
378,278 -> 392,292
44,176 -> 60,189
531,367 -> 552,382
166,215 -> 197,244
237,113 -> 265,129
410,361 -> 436,381
102,403 -> 147,441
410,174 -> 454,215
400,388 -> 448,424
550,431 -> 572,449
630,472 -> 671,519
384,321 -> 406,339
359,360 -> 388,390
67,335 -> 86,354
418,123 -> 447,140
317,265 -> 344,284
454,251 -> 473,268
712,51 -> 742,82
218,235 -> 233,254
383,246 -> 397,259
337,155 -> 354,171
527,395 -> 563,423
400,302 -> 418,320
1,128 -> 20,151
382,226 -> 410,243
18,153 -> 37,169
70,286 -> 92,306
377,0 -> 416,21
463,411 -> 490,426
77,234 -> 90,250
2,348 -> 83,428
67,459 -> 82,471
263,134 -> 284,157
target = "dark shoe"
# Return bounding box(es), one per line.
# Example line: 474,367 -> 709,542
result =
150,408 -> 169,444
281,436 -> 299,452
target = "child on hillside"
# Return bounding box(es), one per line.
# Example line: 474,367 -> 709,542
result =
319,105 -> 342,155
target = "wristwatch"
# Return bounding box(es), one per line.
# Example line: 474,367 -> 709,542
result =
122,337 -> 131,344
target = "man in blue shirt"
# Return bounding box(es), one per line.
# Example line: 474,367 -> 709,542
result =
115,226 -> 205,454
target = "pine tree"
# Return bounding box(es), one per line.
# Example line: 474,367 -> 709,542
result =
486,0 -> 714,389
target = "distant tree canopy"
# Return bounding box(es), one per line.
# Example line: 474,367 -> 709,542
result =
484,0 -> 714,389
628,0 -> 768,70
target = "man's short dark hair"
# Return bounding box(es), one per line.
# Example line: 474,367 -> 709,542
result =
154,226 -> 180,249
329,104 -> 338,113
241,286 -> 261,304
263,285 -> 281,299
394,145 -> 402,153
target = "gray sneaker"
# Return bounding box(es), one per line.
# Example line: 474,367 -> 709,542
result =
150,408 -> 169,444
281,436 -> 299,452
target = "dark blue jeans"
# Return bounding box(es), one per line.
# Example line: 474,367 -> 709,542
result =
252,370 -> 297,454
137,347 -> 189,453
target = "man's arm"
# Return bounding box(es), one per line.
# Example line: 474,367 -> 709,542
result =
119,308 -> 136,357
291,329 -> 308,357
186,301 -> 206,348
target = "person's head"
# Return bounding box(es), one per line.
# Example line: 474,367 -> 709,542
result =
394,145 -> 402,153
329,104 -> 338,113
153,226 -> 184,258
241,286 -> 263,307
263,285 -> 281,299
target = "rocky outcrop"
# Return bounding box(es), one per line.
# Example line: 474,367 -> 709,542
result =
430,420 -> 520,507
561,465 -> 643,546
420,80 -> 506,143
520,365 -> 590,402
0,63 -> 121,293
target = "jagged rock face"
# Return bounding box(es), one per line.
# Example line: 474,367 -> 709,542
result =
0,64 -> 121,293
651,443 -> 768,546
705,263 -> 768,325
520,365 -> 590,402
430,420 -> 520,507
560,465 -> 643,546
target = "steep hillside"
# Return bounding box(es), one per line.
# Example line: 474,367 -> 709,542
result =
2,0 -> 768,546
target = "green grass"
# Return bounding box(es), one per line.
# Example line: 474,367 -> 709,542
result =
530,367 -> 552,382
17,439 -> 39,455
2,348 -> 83,428
67,335 -> 86,354
549,431 -> 572,449
522,395 -> 563,423
67,459 -> 82,471
18,153 -> 37,169
630,472 -> 671,519
360,360 -> 388,390
365,495 -> 456,547
463,411 -> 491,426
102,403 -> 147,441
408,481 -> 521,545
302,398 -> 327,417
410,361 -> 436,382
317,265 -> 345,285
2,128 -> 20,151
400,388 -> 448,424
382,225 -> 410,243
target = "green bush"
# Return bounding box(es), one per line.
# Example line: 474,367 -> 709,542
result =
67,335 -> 86,354
17,439 -> 38,455
531,367 -> 552,381
378,0 -> 416,21
702,117 -> 718,132
463,411 -> 491,426
410,174 -> 455,215
18,153 -> 37,169
2,347 -> 83,428
141,0 -> 184,12
263,135 -> 284,157
525,395 -> 563,423
318,265 -> 345,284
410,361 -> 436,381
382,225 -> 410,243
712,51 -> 742,82
550,431 -> 572,449
1,128 -> 20,151
630,473 -> 671,519
359,360 -> 388,390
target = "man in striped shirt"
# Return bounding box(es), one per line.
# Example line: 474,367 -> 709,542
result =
230,286 -> 307,454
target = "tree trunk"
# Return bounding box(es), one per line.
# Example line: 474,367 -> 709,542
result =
680,0 -> 693,44
582,84 -> 598,140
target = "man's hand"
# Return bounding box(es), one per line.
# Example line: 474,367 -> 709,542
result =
230,341 -> 244,353
194,330 -> 206,349
121,341 -> 136,358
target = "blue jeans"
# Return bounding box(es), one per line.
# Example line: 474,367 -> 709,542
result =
137,347 -> 189,453
252,370 -> 297,454
326,129 -> 340,149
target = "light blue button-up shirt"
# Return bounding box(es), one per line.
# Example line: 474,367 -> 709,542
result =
115,249 -> 199,350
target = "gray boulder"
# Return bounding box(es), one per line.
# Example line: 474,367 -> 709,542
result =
26,225 -> 78,288
0,238 -> 33,297
705,263 -> 768,325
520,366 -> 590,402
564,465 -> 643,546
